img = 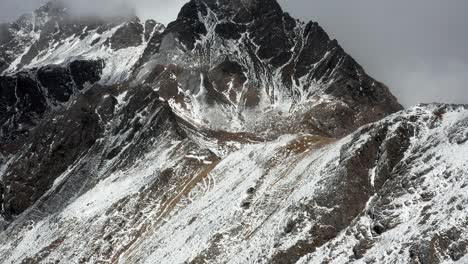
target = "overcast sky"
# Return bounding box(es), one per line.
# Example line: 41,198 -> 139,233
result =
1,0 -> 467,107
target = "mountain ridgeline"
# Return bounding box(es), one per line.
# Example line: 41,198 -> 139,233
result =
0,1 -> 467,263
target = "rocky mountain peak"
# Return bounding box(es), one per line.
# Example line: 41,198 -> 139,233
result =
134,0 -> 401,138
1,1 -> 463,264
176,0 -> 284,21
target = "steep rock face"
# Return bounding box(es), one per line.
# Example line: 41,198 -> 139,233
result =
134,0 -> 402,137
0,60 -> 103,144
0,83 -> 190,222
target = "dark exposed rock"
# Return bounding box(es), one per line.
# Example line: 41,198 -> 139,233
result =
144,20 -> 157,41
69,60 -> 104,90
0,60 -> 103,145
165,1 -> 208,51
1,88 -> 103,219
37,65 -> 74,102
110,19 -> 144,50
295,22 -> 336,78
0,82 -> 185,221
353,238 -> 375,260
214,22 -> 246,40
209,58 -> 247,96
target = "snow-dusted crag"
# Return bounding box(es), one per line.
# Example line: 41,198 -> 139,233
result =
0,1 -> 164,81
133,0 -> 401,137
0,0 -> 467,263
0,0 -> 164,143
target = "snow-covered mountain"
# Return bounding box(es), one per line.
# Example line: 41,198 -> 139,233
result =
131,0 -> 401,137
0,1 -> 164,82
0,0 -> 165,144
0,0 -> 466,263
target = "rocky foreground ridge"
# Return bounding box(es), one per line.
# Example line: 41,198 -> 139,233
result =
0,0 -> 466,263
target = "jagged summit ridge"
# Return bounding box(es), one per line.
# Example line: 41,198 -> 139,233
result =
180,0 -> 285,20
133,0 -> 401,136
0,0 -> 163,78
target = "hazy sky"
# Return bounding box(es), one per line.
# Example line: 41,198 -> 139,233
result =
1,0 -> 467,107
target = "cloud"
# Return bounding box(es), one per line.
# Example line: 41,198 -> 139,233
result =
386,59 -> 468,107
63,0 -> 135,18
62,0 -> 186,24
135,0 -> 188,24
0,0 -> 186,24
0,0 -> 47,22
